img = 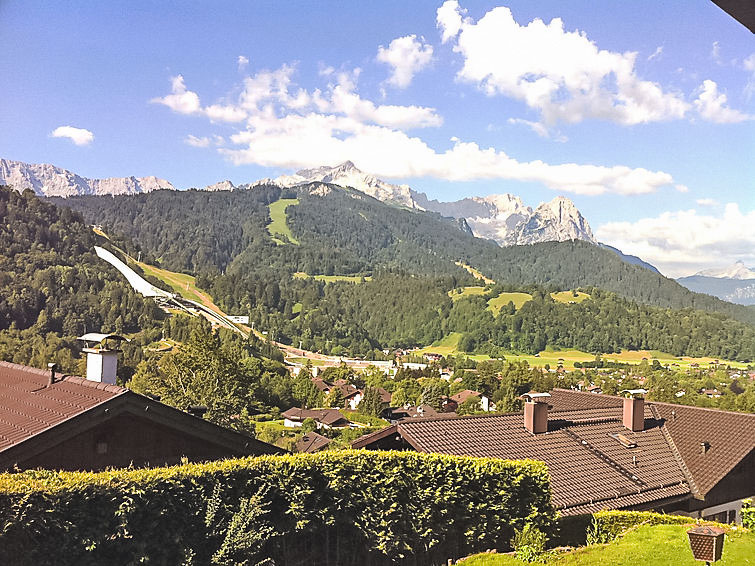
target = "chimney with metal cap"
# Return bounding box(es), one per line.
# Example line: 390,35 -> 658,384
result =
77,333 -> 130,385
522,392 -> 551,434
47,362 -> 58,387
620,389 -> 647,432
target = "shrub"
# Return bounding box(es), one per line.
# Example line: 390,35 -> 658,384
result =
0,450 -> 554,566
512,523 -> 547,562
743,499 -> 755,529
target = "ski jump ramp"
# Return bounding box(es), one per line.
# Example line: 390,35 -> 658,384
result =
94,246 -> 174,299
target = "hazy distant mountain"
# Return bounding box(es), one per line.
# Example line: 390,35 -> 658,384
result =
253,160 -> 596,247
695,261 -> 755,280
677,261 -> 755,305
0,158 -> 174,197
599,244 -> 660,274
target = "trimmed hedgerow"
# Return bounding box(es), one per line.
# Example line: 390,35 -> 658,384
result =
0,450 -> 554,566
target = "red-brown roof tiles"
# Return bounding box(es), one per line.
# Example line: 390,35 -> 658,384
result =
0,361 -> 126,452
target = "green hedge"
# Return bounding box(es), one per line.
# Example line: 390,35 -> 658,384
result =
0,450 -> 554,566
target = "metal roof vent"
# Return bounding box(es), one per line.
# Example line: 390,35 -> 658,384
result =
609,432 -> 638,449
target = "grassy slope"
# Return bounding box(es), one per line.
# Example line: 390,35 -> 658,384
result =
293,272 -> 372,283
551,291 -> 592,304
455,261 -> 495,284
449,286 -> 488,301
268,198 -> 300,245
460,525 -> 754,565
487,292 -> 534,314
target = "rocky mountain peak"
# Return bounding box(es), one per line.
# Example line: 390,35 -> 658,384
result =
0,158 -> 175,197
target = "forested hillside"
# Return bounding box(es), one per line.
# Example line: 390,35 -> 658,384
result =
50,184 -> 755,360
0,186 -> 163,372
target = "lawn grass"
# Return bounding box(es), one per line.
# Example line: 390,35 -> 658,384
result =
487,292 -> 533,315
448,286 -> 488,301
551,290 -> 592,304
267,198 -> 300,245
455,261 -> 495,284
460,524 -> 754,566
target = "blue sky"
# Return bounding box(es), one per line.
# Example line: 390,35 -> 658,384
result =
1,1 -> 753,276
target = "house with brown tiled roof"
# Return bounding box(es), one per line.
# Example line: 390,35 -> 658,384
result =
281,407 -> 351,429
450,389 -> 491,412
354,389 -> 755,523
0,360 -> 279,472
295,431 -> 331,453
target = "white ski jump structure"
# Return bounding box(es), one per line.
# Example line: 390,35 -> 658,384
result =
94,246 -> 174,299
94,246 -> 244,336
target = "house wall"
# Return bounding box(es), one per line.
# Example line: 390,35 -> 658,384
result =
658,450 -> 755,523
17,413 -> 246,471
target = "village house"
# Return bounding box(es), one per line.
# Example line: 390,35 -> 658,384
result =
354,389 -> 755,523
295,431 -> 331,453
0,355 -> 279,471
281,407 -> 351,429
449,389 -> 492,412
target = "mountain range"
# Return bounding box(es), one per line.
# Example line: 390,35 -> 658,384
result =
1,158 -> 597,251
0,158 -> 174,197
677,261 -> 755,306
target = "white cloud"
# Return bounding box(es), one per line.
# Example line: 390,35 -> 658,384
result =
596,204 -> 755,277
238,55 -> 249,71
440,4 -> 689,126
377,35 -> 433,89
743,53 -> 755,100
151,75 -> 201,115
711,41 -> 721,63
154,64 -> 677,196
50,125 -> 94,146
696,198 -> 718,207
694,80 -> 753,123
437,0 -> 465,44
184,135 -> 211,148
675,184 -> 689,193
647,46 -> 663,62
205,103 -> 247,123
151,74 -> 248,123
507,117 -> 567,142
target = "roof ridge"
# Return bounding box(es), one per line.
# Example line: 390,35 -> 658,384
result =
0,360 -> 50,377
651,404 -> 702,499
60,375 -> 128,394
650,400 -> 755,418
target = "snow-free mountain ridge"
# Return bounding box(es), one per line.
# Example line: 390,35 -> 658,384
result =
0,158 -> 174,197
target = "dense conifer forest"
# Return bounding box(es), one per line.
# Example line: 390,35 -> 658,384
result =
47,184 -> 755,361
0,187 -> 163,372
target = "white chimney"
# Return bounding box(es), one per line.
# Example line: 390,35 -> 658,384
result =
77,333 -> 130,385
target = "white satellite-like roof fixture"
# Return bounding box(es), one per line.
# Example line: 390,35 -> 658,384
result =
620,389 -> 648,398
520,392 -> 552,401
77,333 -> 130,385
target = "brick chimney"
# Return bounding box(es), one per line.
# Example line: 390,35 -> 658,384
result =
620,389 -> 647,432
522,392 -> 551,434
77,333 -> 130,385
